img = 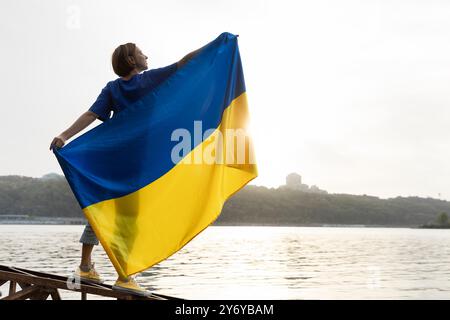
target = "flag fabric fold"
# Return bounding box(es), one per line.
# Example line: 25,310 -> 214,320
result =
53,32 -> 257,278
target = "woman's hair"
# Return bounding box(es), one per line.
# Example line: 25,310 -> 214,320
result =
111,43 -> 137,77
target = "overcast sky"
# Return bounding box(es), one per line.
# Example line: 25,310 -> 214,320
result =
1,0 -> 449,200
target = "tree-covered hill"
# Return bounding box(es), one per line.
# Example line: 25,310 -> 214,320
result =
1,174 -> 449,227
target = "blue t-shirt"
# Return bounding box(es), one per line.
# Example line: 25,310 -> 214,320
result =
89,62 -> 178,121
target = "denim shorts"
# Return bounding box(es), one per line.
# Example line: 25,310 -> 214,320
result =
79,223 -> 99,245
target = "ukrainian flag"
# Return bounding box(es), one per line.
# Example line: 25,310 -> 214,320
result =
53,32 -> 257,278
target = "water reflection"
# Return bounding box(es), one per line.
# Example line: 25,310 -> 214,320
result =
0,225 -> 450,299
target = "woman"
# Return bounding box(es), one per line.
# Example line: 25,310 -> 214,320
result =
49,42 -> 201,296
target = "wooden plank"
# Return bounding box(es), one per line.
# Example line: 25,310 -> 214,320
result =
9,281 -> 16,295
2,285 -> 41,300
0,269 -> 156,300
0,270 -> 115,297
0,265 -> 181,300
81,292 -> 87,300
30,288 -> 51,300
118,296 -> 134,300
150,292 -> 184,300
18,282 -> 31,289
50,289 -> 61,300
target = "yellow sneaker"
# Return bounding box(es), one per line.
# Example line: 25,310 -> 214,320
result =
73,263 -> 104,284
112,276 -> 152,297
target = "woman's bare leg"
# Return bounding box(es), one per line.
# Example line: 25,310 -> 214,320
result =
80,244 -> 94,269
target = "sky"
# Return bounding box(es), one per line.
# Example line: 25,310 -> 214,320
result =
0,0 -> 449,200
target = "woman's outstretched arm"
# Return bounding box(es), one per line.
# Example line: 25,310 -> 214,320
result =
49,111 -> 98,150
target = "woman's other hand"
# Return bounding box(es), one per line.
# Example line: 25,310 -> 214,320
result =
50,134 -> 66,150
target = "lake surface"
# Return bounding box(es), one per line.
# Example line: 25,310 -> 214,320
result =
1,225 -> 450,299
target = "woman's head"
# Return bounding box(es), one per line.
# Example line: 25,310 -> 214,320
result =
111,43 -> 148,77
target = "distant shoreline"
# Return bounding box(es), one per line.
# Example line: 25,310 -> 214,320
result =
0,217 -> 87,225
0,219 -> 422,228
3,175 -> 450,228
417,224 -> 450,229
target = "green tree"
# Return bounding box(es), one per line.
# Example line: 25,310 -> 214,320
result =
437,212 -> 449,226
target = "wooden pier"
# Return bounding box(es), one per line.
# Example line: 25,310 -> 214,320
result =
0,265 -> 182,300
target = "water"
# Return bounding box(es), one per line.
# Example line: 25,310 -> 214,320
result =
1,225 -> 450,300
